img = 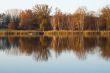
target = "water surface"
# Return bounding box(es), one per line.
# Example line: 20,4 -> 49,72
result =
0,36 -> 110,73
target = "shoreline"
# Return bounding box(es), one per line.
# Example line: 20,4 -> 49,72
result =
0,30 -> 110,37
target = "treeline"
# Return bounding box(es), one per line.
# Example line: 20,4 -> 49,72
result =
0,4 -> 51,30
0,4 -> 110,30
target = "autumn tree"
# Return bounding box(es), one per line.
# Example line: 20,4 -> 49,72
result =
72,7 -> 87,30
101,5 -> 110,30
97,17 -> 106,30
19,9 -> 37,29
51,8 -> 71,30
84,11 -> 98,30
51,8 -> 62,30
33,4 -> 51,31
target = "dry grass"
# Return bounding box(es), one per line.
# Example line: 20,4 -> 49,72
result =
0,30 -> 110,37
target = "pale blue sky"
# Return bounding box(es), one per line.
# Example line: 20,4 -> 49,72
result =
0,0 -> 110,13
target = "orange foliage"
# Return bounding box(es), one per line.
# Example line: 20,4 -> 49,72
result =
19,9 -> 37,27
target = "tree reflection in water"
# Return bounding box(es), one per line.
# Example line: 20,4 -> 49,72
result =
0,36 -> 110,61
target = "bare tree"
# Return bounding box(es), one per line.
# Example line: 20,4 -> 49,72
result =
33,4 -> 51,31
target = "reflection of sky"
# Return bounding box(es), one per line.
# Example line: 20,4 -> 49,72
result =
0,50 -> 110,73
0,0 -> 110,13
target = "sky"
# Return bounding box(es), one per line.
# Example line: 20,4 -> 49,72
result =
0,0 -> 110,14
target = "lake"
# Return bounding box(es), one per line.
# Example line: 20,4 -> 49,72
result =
0,36 -> 110,73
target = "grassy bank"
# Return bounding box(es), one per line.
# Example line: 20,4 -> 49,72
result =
44,30 -> 110,37
0,30 -> 110,37
0,30 -> 44,37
